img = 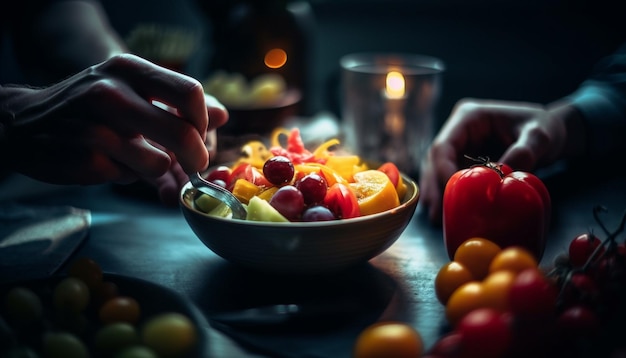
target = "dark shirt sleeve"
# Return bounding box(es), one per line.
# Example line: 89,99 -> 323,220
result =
567,42 -> 626,158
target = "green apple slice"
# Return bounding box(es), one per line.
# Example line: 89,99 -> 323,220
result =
195,194 -> 233,218
246,196 -> 289,222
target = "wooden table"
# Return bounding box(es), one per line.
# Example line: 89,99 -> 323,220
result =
1,156 -> 624,357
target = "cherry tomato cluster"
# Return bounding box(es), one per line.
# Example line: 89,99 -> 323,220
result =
426,206 -> 626,358
0,258 -> 198,358
429,238 -> 550,358
546,206 -> 626,357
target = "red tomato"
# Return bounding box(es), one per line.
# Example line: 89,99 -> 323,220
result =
556,305 -> 601,340
324,183 -> 360,219
568,233 -> 604,268
206,165 -> 232,185
508,268 -> 558,319
377,162 -> 400,188
442,161 -> 551,260
456,308 -> 512,358
228,163 -> 272,188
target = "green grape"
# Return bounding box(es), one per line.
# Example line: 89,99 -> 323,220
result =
42,332 -> 89,358
94,322 -> 139,354
113,345 -> 158,358
2,346 -> 41,358
53,277 -> 90,314
1,316 -> 17,350
141,313 -> 197,357
4,287 -> 43,325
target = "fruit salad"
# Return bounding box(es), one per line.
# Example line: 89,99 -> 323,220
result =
194,127 -> 408,222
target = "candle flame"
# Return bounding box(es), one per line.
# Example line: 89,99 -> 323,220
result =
385,71 -> 405,98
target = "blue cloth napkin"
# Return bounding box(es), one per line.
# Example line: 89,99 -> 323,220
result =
0,202 -> 90,284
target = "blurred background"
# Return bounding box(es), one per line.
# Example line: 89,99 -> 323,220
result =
1,0 -> 623,131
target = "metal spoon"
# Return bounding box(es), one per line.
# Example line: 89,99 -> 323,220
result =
189,172 -> 247,220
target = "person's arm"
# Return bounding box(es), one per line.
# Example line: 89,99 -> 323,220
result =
11,0 -> 126,84
420,43 -> 626,225
565,43 -> 626,159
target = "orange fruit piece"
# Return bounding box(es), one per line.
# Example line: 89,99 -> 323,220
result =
349,170 -> 400,216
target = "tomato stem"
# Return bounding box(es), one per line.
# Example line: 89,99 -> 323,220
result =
580,206 -> 626,272
463,154 -> 505,178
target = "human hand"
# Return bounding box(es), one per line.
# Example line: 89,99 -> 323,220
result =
420,98 -> 578,225
2,54 -> 228,187
144,121 -> 224,206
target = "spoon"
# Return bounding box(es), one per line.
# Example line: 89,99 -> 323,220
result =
189,172 -> 248,220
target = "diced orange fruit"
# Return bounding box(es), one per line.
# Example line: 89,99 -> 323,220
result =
349,170 -> 400,216
231,179 -> 261,204
294,163 -> 348,187
396,175 -> 408,200
325,155 -> 367,182
257,186 -> 279,202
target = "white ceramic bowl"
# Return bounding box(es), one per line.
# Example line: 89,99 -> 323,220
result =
180,174 -> 419,275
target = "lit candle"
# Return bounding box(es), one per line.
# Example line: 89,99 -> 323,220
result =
383,70 -> 407,135
385,71 -> 406,99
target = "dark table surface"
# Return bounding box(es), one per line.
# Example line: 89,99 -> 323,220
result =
1,146 -> 625,357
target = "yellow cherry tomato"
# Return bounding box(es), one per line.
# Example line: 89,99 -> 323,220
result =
453,238 -> 502,280
445,281 -> 486,327
434,261 -> 475,305
353,321 -> 423,358
481,270 -> 517,312
489,246 -> 538,274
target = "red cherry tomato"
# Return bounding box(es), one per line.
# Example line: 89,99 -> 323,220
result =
206,165 -> 232,185
442,161 -> 551,260
324,183 -> 360,219
456,308 -> 512,358
508,268 -> 558,319
556,305 -> 601,340
377,162 -> 400,188
568,233 -> 604,268
228,163 -> 272,188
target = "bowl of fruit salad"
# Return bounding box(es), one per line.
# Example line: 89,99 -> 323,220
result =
180,128 -> 420,275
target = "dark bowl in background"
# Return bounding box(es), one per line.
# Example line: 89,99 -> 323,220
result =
217,89 -> 302,136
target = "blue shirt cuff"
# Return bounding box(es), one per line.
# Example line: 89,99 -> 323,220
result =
567,84 -> 626,157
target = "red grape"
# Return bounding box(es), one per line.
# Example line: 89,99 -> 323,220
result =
301,206 -> 335,222
269,186 -> 304,220
295,173 -> 327,205
263,156 -> 295,185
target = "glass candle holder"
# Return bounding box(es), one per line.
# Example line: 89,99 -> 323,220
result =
340,53 -> 445,179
